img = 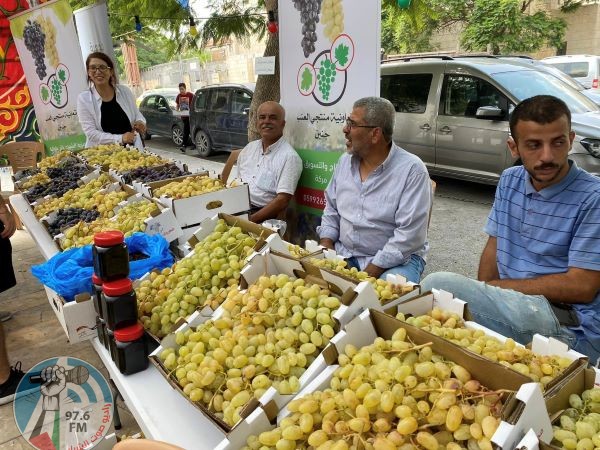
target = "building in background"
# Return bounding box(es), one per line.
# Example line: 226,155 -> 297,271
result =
140,37 -> 266,92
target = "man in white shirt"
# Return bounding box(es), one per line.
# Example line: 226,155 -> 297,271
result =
221,101 -> 303,223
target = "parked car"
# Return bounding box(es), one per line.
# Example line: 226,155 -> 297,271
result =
190,83 -> 255,157
501,56 -> 600,107
380,56 -> 600,184
139,93 -> 186,146
541,55 -> 600,90
136,88 -> 179,107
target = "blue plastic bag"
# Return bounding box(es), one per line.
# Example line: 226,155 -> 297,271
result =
32,233 -> 174,302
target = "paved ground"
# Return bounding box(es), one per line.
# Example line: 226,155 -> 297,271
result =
0,139 -> 497,448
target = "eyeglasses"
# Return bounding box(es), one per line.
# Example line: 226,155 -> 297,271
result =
345,118 -> 378,129
88,65 -> 110,73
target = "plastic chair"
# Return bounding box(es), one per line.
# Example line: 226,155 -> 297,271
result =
0,141 -> 44,172
112,439 -> 185,450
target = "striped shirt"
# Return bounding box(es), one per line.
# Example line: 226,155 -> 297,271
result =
317,143 -> 431,269
485,161 -> 600,355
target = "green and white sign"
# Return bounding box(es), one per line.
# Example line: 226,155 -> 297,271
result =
9,0 -> 87,155
279,0 -> 381,240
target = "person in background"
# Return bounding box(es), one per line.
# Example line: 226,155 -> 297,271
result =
0,196 -> 24,404
421,95 -> 600,363
221,101 -> 302,223
175,82 -> 194,152
77,51 -> 146,148
317,96 -> 432,283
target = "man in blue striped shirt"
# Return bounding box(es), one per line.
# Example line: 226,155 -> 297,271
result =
317,97 -> 432,283
422,95 -> 600,363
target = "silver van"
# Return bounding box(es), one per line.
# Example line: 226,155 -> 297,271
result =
541,55 -> 600,90
380,56 -> 600,184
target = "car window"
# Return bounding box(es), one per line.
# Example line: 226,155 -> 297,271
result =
209,89 -> 229,112
441,75 -> 508,118
232,90 -> 251,114
546,61 -> 590,78
380,74 -> 432,113
195,90 -> 208,110
165,95 -> 177,109
144,95 -> 157,108
156,96 -> 169,110
493,69 -> 597,114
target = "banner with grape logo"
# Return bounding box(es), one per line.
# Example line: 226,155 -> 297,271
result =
9,0 -> 87,154
279,0 -> 381,241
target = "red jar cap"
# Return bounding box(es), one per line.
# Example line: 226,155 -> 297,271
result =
102,278 -> 133,296
114,323 -> 144,342
94,230 -> 125,247
91,274 -> 103,285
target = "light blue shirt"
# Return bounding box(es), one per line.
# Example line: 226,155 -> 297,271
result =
485,161 -> 600,356
317,143 -> 431,270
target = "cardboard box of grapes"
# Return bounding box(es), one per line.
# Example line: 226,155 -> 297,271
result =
43,285 -> 97,344
147,174 -> 251,228
215,308 -> 548,450
393,289 -> 588,392
148,250 -> 383,437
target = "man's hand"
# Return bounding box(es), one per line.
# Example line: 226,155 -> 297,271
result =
0,209 -> 16,239
364,263 -> 385,279
122,131 -> 136,145
319,238 -> 335,250
133,121 -> 146,135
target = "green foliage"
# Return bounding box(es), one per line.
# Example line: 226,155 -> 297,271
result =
334,43 -> 349,67
460,0 -> 566,54
199,0 -> 267,47
57,68 -> 67,83
381,1 -> 437,54
41,86 -> 49,102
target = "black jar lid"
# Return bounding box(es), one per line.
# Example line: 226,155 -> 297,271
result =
94,230 -> 125,247
102,278 -> 133,296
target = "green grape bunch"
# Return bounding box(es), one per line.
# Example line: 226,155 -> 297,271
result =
158,273 -> 342,426
244,329 -> 506,450
552,388 -> 600,450
317,58 -> 337,101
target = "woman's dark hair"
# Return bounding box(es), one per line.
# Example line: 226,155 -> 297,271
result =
85,51 -> 116,87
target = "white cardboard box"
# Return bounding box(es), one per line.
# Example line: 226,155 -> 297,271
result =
44,285 -> 97,344
152,181 -> 251,227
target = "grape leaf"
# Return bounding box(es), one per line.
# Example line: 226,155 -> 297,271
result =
41,86 -> 49,102
300,67 -> 313,92
335,44 -> 349,67
58,69 -> 66,83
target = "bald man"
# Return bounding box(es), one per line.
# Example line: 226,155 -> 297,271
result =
221,101 -> 302,223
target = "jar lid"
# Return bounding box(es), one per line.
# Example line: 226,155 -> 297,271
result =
91,273 -> 103,285
114,323 -> 144,342
102,278 -> 133,296
94,230 -> 125,247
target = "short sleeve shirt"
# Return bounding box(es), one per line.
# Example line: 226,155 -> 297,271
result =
237,137 -> 303,207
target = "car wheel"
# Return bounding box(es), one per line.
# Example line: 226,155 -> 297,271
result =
195,130 -> 212,157
144,132 -> 151,140
172,125 -> 184,146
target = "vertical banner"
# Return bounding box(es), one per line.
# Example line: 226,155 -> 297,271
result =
279,0 -> 381,241
73,1 -> 116,73
9,0 -> 87,154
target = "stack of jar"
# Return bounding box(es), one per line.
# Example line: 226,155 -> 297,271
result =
92,230 -> 148,375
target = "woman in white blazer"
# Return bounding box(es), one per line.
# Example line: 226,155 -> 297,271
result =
77,52 -> 146,148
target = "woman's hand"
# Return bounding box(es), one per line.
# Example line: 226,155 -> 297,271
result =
0,209 -> 16,239
122,131 -> 136,145
133,121 -> 146,135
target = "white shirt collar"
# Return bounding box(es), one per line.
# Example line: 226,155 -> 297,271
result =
261,135 -> 285,155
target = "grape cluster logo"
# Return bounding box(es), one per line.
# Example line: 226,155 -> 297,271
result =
13,357 -> 113,450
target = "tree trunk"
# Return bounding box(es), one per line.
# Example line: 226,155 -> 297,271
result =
247,0 -> 280,141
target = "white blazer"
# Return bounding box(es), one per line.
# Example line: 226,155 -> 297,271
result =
77,84 -> 146,148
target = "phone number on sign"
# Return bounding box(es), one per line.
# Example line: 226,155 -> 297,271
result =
302,194 -> 325,208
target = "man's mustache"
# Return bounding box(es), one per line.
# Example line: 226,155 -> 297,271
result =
534,163 -> 558,170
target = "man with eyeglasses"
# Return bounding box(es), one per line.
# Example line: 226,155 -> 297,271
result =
317,97 -> 432,283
